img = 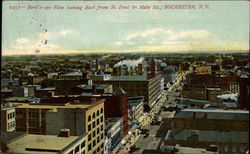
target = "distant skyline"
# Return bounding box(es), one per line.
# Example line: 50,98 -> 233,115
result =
2,1 -> 249,56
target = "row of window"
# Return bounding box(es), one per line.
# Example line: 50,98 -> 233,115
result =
220,145 -> 245,153
88,126 -> 104,141
7,112 -> 15,120
7,121 -> 15,130
88,116 -> 104,131
68,140 -> 85,154
88,108 -> 104,122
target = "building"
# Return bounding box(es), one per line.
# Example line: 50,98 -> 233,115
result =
32,75 -> 47,84
206,88 -> 222,104
80,84 -> 113,94
12,85 -> 35,97
161,65 -> 178,89
128,96 -> 145,128
35,87 -> 55,98
182,85 -> 207,100
164,109 -> 249,154
238,73 -> 249,110
59,72 -> 84,80
172,109 -> 249,131
90,74 -> 112,81
194,65 -> 212,75
1,106 -> 16,132
93,75 -> 164,108
165,130 -> 248,154
5,132 -> 87,154
104,117 -> 123,154
15,98 -> 105,154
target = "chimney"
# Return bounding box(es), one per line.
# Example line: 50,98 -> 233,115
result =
92,85 -> 97,94
58,129 -> 70,137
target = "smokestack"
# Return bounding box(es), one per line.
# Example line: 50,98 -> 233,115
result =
96,58 -> 100,71
58,129 -> 70,137
151,57 -> 156,78
138,63 -> 143,75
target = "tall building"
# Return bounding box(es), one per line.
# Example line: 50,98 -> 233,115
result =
93,75 -> 164,108
15,98 -> 105,154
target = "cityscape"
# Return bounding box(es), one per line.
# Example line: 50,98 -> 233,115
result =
1,52 -> 249,154
1,0 -> 249,154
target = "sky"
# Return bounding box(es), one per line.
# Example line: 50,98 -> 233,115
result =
2,1 -> 249,56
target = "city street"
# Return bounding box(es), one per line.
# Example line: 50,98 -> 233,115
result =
127,71 -> 186,153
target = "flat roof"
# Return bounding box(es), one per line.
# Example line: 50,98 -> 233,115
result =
182,109 -> 249,113
7,134 -> 79,154
37,87 -> 56,91
166,130 -> 248,144
175,109 -> 249,120
6,97 -> 29,101
60,72 -> 82,77
16,103 -> 91,109
110,75 -> 148,81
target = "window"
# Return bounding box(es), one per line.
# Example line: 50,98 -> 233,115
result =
101,133 -> 103,139
240,146 -> 245,152
88,144 -> 92,151
81,141 -> 85,149
97,136 -> 100,143
8,114 -> 10,119
68,150 -> 74,154
97,119 -> 100,125
88,115 -> 91,122
92,113 -> 96,119
101,108 -> 103,113
75,145 -> 80,153
92,121 -> 96,128
97,128 -> 100,134
97,110 -> 100,116
88,134 -> 91,141
88,124 -> 91,131
93,140 -> 96,147
224,145 -> 228,152
41,112 -> 45,118
232,145 -> 237,152
93,130 -> 96,138
101,116 -> 103,122
101,125 -> 103,131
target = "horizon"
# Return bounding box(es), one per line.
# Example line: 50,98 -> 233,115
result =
2,1 -> 249,56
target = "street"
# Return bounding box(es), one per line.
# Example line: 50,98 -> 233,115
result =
126,71 -> 186,153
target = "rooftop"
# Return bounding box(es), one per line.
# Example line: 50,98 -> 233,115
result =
37,87 -> 56,91
7,134 -> 79,154
110,75 -> 148,81
166,130 -> 249,144
60,72 -> 82,77
175,109 -> 249,120
6,97 -> 29,102
128,96 -> 144,108
16,103 -> 90,109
